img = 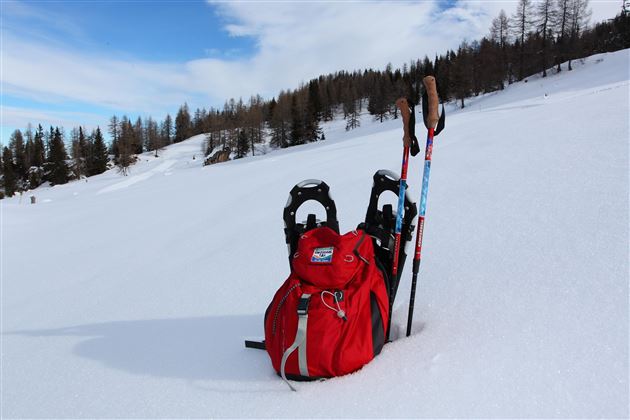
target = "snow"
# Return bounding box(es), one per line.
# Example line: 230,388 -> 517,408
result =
2,50 -> 629,418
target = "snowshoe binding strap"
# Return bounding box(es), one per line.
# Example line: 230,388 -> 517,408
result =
400,98 -> 421,157
284,180 -> 339,263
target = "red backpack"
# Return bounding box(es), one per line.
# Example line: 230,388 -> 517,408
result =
264,227 -> 389,386
245,174 -> 417,390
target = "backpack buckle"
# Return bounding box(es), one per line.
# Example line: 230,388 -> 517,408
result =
297,295 -> 311,316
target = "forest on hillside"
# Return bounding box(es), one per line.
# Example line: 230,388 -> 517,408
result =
2,0 -> 628,198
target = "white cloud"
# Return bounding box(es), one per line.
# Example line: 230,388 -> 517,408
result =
1,0 -> 87,40
589,0 -> 623,23
2,34 -> 192,111
0,0 -> 623,132
0,106 -> 106,143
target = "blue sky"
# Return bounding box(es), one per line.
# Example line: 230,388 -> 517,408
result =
1,0 -> 621,144
5,1 -> 257,62
1,0 -> 260,142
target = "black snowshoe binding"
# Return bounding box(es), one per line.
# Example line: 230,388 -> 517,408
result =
359,169 -> 417,303
283,179 -> 339,267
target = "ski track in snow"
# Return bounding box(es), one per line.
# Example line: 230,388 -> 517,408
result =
2,50 -> 629,418
97,159 -> 177,194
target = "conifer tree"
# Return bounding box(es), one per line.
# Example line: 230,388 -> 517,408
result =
302,80 -> 322,143
451,43 -> 473,108
235,129 -> 249,158
289,95 -> 304,146
24,127 -> 36,177
477,37 -> 505,92
307,80 -> 322,122
117,118 -> 134,174
25,125 -> 46,188
193,108 -> 207,136
567,0 -> 592,70
270,93 -> 290,148
89,127 -> 109,176
368,75 -> 389,122
70,127 -> 88,179
145,117 -> 161,157
2,147 -> 17,196
162,114 -> 173,145
388,68 -> 404,119
434,53 -> 451,100
555,0 -> 572,72
24,123 -> 34,144
512,0 -> 534,80
32,124 -> 46,168
320,82 -> 334,121
491,10 -> 510,87
47,127 -> 69,185
131,117 -> 144,154
9,130 -> 27,185
344,86 -> 360,131
536,0 -> 557,77
247,95 -> 264,155
175,103 -> 192,143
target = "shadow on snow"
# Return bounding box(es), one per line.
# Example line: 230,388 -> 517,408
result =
7,315 -> 273,382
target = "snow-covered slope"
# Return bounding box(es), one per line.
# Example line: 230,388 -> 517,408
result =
2,50 -> 628,418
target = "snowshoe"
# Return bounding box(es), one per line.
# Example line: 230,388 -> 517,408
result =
359,169 -> 417,304
283,179 -> 339,267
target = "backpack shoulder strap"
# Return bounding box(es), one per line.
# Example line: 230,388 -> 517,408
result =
280,294 -> 311,391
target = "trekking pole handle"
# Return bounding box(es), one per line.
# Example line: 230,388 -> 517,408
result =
395,97 -> 412,147
423,76 -> 440,129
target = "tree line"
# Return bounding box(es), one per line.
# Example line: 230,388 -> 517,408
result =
2,0 -> 628,197
435,0 -> 629,108
1,125 -> 108,197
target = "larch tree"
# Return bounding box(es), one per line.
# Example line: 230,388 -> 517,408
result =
161,114 -> 173,145
555,0 -> 572,72
567,0 -> 592,70
512,0 -> 535,81
536,0 -> 557,77
174,103 -> 192,143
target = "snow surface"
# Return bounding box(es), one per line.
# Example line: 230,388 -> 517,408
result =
2,50 -> 629,418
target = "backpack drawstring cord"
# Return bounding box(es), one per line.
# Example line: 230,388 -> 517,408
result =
320,291 -> 347,321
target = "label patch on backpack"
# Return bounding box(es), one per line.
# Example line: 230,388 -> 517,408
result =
311,247 -> 334,263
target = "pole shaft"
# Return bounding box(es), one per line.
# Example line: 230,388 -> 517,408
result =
387,144 -> 410,341
406,127 -> 434,337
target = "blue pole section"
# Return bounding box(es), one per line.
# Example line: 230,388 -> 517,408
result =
406,127 -> 435,337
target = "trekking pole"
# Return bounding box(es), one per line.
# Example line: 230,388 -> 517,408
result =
406,76 -> 445,337
387,97 -> 417,342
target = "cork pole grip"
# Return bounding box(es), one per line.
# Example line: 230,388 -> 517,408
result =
423,76 -> 440,129
396,97 -> 412,147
